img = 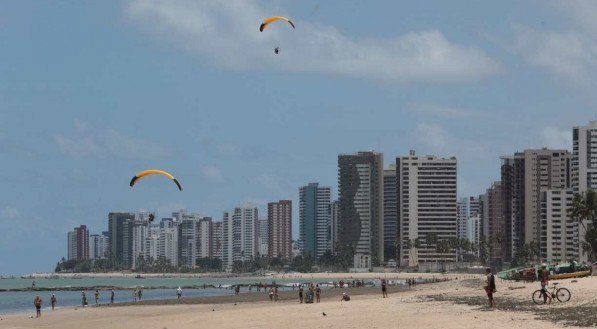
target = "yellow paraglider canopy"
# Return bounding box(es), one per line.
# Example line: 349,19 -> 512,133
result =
129,169 -> 182,191
259,16 -> 295,32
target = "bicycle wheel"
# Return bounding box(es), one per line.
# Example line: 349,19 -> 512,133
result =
532,290 -> 545,305
556,288 -> 571,302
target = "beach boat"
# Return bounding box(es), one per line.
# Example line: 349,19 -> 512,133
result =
549,269 -> 592,280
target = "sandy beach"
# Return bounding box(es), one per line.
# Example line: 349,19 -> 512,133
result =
3,274 -> 596,329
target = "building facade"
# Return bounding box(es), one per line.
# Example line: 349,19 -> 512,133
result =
222,206 -> 259,268
457,197 -> 480,241
480,181 -> 504,268
89,232 -> 109,260
383,166 -> 398,262
197,217 -> 213,259
338,151 -> 384,268
299,183 -> 332,258
540,189 -> 579,263
268,200 -> 292,260
572,120 -> 597,194
397,151 -> 458,267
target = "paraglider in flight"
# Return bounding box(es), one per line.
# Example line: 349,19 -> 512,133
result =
129,169 -> 182,191
259,16 -> 295,32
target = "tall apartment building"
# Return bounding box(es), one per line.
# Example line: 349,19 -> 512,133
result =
197,217 -> 213,259
338,151 -> 384,268
108,212 -> 136,266
268,200 -> 292,260
457,197 -> 480,241
572,121 -> 597,263
480,182 -> 504,268
500,149 -> 570,263
89,232 -> 109,260
258,217 -> 269,257
329,200 -> 339,254
211,221 -> 223,260
572,120 -> 597,193
540,189 -> 579,263
67,225 -> 89,261
299,183 -> 332,258
159,218 -> 179,266
383,166 -> 398,262
222,206 -> 259,268
397,151 -> 458,267
144,226 -> 160,261
177,212 -> 201,269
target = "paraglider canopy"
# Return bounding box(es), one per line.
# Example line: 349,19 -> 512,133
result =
259,16 -> 295,32
129,169 -> 182,191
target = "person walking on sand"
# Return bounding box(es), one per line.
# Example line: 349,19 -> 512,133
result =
34,295 -> 42,317
484,268 -> 496,310
298,285 -> 304,303
315,284 -> 321,303
110,289 -> 115,304
177,286 -> 183,299
268,287 -> 274,301
132,289 -> 137,302
540,264 -> 552,305
274,286 -> 279,301
94,290 -> 100,305
381,279 -> 388,298
50,294 -> 56,310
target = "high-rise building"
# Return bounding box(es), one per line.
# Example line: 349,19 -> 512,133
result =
67,225 -> 89,261
159,219 -> 179,266
329,200 -> 339,254
177,211 -> 201,269
258,217 -> 269,257
268,200 -> 292,260
572,121 -> 597,263
299,183 -> 332,258
197,217 -> 213,259
212,221 -> 223,260
108,212 -> 136,266
383,166 -> 398,262
572,121 -> 597,193
480,182 -> 504,268
338,151 -> 384,268
144,226 -> 160,261
500,149 -> 570,262
89,232 -> 109,260
397,151 -> 458,267
222,206 -> 258,268
457,197 -> 480,241
540,189 -> 579,263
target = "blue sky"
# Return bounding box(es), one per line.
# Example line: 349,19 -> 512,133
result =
1,0 -> 596,274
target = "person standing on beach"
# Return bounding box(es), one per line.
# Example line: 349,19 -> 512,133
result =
540,264 -> 552,305
50,294 -> 57,310
484,268 -> 496,309
138,289 -> 143,301
177,286 -> 183,299
298,285 -> 304,303
133,289 -> 138,302
110,289 -> 115,304
94,290 -> 100,305
34,295 -> 42,318
268,287 -> 274,301
274,286 -> 279,301
381,279 -> 388,298
315,285 -> 321,303
81,291 -> 87,306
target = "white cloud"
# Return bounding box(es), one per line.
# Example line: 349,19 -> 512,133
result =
201,165 -> 225,183
125,0 -> 500,84
1,206 -> 18,220
415,122 -> 491,159
513,1 -> 597,88
540,126 -> 572,150
53,122 -> 171,159
409,103 -> 487,118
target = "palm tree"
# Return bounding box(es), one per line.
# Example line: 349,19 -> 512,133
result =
570,190 -> 597,261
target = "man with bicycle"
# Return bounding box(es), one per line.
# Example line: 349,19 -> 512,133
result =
540,264 -> 552,305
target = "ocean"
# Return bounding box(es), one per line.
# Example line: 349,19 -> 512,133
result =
0,275 -> 349,315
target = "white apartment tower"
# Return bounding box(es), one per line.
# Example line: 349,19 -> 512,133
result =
540,189 -> 579,263
397,151 -> 458,267
222,206 -> 259,268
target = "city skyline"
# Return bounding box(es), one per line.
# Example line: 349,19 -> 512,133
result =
2,1 -> 597,274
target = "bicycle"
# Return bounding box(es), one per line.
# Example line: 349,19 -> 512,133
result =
532,282 -> 571,304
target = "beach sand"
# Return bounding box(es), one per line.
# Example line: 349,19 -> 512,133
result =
3,274 -> 595,329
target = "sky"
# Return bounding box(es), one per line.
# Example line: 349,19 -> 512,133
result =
1,0 -> 596,274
